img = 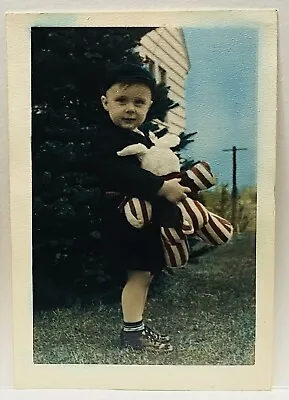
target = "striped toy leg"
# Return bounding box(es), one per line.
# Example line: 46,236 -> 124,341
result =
177,198 -> 210,235
123,198 -> 153,229
195,212 -> 234,245
161,227 -> 190,269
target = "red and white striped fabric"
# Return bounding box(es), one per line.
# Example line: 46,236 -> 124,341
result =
178,198 -> 209,234
120,161 -> 217,230
161,227 -> 190,268
121,197 -> 152,229
182,161 -> 216,192
121,196 -> 210,233
160,212 -> 233,269
120,199 -> 233,268
196,212 -> 233,245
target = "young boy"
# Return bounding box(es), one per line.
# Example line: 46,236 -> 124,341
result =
95,63 -> 190,351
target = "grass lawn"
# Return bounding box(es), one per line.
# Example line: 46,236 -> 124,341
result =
33,231 -> 256,365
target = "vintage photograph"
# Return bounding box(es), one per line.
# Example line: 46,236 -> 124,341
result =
7,11 -> 277,390
31,25 -> 256,365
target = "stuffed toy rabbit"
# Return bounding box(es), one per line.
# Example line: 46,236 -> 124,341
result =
117,133 -> 233,268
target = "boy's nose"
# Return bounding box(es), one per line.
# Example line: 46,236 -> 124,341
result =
125,103 -> 135,113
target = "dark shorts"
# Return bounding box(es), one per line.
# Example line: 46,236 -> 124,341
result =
100,197 -> 166,275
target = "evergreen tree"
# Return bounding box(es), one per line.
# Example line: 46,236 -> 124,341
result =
32,27 -> 180,309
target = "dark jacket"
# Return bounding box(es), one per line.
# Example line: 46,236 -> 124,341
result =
93,119 -> 168,274
94,120 -> 164,201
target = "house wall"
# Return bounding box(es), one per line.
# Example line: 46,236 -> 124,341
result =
139,27 -> 190,135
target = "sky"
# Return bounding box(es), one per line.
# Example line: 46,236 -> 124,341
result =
182,27 -> 258,189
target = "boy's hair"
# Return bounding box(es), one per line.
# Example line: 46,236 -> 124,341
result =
103,62 -> 156,97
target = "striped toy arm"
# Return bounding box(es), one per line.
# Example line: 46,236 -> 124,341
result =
179,161 -> 216,194
120,197 -> 153,229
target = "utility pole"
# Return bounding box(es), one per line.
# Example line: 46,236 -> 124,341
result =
222,146 -> 248,230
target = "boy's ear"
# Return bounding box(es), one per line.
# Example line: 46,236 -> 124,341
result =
101,95 -> 108,111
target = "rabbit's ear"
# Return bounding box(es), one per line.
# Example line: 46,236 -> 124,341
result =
155,134 -> 180,149
117,143 -> 148,158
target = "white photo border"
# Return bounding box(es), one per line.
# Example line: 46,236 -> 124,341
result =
6,10 -> 277,390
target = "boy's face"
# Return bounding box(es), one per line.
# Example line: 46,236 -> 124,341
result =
101,83 -> 152,130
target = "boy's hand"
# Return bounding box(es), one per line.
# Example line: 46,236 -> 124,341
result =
158,178 -> 191,203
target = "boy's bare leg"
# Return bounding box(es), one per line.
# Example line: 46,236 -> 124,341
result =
121,270 -> 152,322
121,270 -> 172,350
143,274 -> 154,314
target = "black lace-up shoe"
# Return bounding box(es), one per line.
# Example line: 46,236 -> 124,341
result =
121,326 -> 173,351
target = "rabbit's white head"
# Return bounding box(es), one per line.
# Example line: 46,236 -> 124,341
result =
117,133 -> 181,176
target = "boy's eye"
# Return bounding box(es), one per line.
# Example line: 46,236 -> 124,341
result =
115,97 -> 127,103
134,99 -> 146,106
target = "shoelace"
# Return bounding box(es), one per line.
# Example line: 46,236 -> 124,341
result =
142,326 -> 170,342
